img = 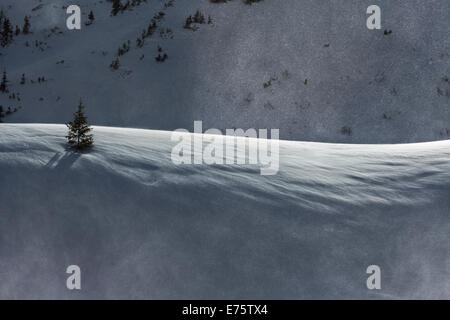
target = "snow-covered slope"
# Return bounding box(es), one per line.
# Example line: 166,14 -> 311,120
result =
1,0 -> 450,143
0,123 -> 449,299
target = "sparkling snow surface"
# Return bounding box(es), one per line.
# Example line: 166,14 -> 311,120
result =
0,124 -> 449,299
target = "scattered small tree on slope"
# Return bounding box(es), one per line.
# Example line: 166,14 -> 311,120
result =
22,16 -> 31,34
0,105 -> 4,122
86,11 -> 95,25
0,71 -> 8,93
66,100 -> 94,151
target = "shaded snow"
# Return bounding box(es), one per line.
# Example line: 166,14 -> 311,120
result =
0,124 -> 449,299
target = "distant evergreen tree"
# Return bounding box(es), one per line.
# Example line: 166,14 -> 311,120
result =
22,16 -> 31,34
20,73 -> 25,85
0,71 -> 8,93
111,0 -> 123,16
87,11 -> 95,25
15,25 -> 20,36
1,18 -> 13,47
122,0 -> 131,11
110,58 -> 120,70
136,37 -> 144,48
184,16 -> 192,29
0,105 -> 4,122
0,10 -> 5,36
0,19 -> 3,43
66,101 -> 94,151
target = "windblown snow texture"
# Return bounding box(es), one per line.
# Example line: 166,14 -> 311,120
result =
0,124 -> 449,299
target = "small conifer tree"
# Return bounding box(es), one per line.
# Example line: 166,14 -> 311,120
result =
86,11 -> 95,25
0,71 -> 8,93
1,18 -> 13,47
110,58 -> 120,70
22,16 -> 31,34
111,0 -> 123,16
66,100 -> 94,151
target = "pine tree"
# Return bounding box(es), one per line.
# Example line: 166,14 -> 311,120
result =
122,0 -> 130,11
20,73 -> 25,85
110,57 -> 120,70
111,0 -> 123,16
0,10 -> 4,37
0,71 -> 8,93
1,18 -> 13,47
15,25 -> 20,36
66,101 -> 94,151
0,105 -> 4,123
136,37 -> 143,48
184,16 -> 192,29
87,11 -> 95,25
22,16 -> 30,34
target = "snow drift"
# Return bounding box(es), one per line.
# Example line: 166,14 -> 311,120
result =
0,124 -> 449,299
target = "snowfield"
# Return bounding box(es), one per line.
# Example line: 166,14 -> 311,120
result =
0,124 -> 449,299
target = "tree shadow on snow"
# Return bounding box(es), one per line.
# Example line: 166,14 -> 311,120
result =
45,151 -> 82,170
